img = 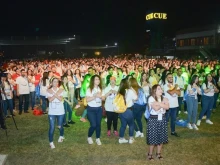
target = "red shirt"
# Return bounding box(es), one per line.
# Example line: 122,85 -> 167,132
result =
34,74 -> 41,87
11,73 -> 19,90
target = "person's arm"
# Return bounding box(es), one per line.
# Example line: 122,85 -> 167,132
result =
17,84 -> 20,96
167,84 -> 181,96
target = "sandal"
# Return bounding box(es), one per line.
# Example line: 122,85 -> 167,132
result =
147,153 -> 154,161
156,153 -> 163,160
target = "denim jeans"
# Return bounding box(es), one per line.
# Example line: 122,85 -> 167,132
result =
198,95 -> 214,120
63,100 -> 72,124
119,108 -> 134,138
2,99 -> 13,116
213,93 -> 219,109
165,107 -> 177,133
186,96 -> 198,124
35,86 -> 41,105
87,106 -> 102,138
19,94 -> 29,113
132,103 -> 145,133
48,115 -> 64,142
82,109 -> 87,118
176,97 -> 183,116
29,91 -> 36,109
40,96 -> 47,112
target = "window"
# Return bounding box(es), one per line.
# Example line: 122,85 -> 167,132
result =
204,37 -> 209,45
180,40 -> 184,46
191,39 -> 195,46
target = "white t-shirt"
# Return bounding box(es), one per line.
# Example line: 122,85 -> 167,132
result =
202,82 -> 215,97
149,76 -> 158,87
148,96 -> 166,115
164,83 -> 179,108
47,88 -> 65,115
16,76 -> 30,95
125,88 -> 137,108
1,82 -> 12,100
187,84 -> 199,99
28,76 -> 35,92
86,87 -> 102,107
40,79 -> 50,96
103,85 -> 119,112
142,85 -> 150,98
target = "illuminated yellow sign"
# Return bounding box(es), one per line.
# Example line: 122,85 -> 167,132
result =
146,13 -> 167,20
95,51 -> 101,56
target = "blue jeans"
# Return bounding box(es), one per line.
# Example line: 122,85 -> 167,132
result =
87,106 -> 102,138
40,96 -> 47,112
82,109 -> 87,118
213,93 -> 219,109
133,103 -> 145,133
186,96 -> 198,124
2,99 -> 13,116
35,86 -> 41,105
177,97 -> 183,116
63,100 -> 72,124
48,115 -> 64,142
165,107 -> 177,133
19,94 -> 29,113
29,91 -> 36,109
119,108 -> 134,138
198,95 -> 214,120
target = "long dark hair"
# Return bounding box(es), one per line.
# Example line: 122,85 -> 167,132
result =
61,76 -> 69,91
41,72 -> 48,86
118,79 -> 129,97
140,72 -> 149,86
190,75 -> 199,86
49,78 -> 59,89
150,84 -> 163,102
128,77 -> 139,94
64,69 -> 73,77
89,75 -> 102,92
204,74 -> 215,87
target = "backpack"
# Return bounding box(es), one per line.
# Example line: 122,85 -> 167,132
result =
135,88 -> 147,105
113,94 -> 127,113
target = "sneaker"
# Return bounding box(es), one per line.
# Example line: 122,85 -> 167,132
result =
129,137 -> 135,144
87,137 -> 93,144
63,124 -> 70,128
68,120 -> 76,124
140,132 -> 144,137
192,124 -> 199,130
1,125 -> 7,130
135,131 -> 141,138
198,102 -> 201,104
206,120 -> 213,125
96,138 -> 102,145
113,131 -> 119,136
105,118 -> 107,122
178,111 -> 181,114
196,120 -> 201,126
171,132 -> 180,137
50,142 -> 55,149
80,118 -> 87,122
5,115 -> 11,118
187,123 -> 193,130
184,111 -> 188,114
107,130 -> 111,136
202,116 -> 206,120
119,138 -> 128,144
58,136 -> 65,142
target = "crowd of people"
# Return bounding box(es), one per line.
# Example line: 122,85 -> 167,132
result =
0,57 -> 219,160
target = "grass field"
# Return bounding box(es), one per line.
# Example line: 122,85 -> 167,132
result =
0,104 -> 220,165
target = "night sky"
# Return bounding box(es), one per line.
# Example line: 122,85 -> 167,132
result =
0,0 -> 219,53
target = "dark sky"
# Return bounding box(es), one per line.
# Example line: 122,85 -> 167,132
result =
0,0 -> 219,53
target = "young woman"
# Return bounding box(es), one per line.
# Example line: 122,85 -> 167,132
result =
40,72 -> 49,114
86,75 -> 103,145
47,78 -> 65,149
7,73 -> 16,111
75,69 -> 83,101
147,84 -> 169,161
197,74 -> 219,126
130,77 -> 146,138
60,76 -> 75,127
103,76 -> 119,136
148,69 -> 158,88
118,78 -> 137,144
140,73 -> 150,99
186,75 -> 201,130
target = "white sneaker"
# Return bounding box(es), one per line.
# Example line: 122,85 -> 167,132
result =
58,136 -> 65,142
206,120 -> 213,125
135,131 -> 141,138
96,138 -> 102,145
178,111 -> 181,114
192,124 -> 199,130
187,123 -> 193,130
50,142 -> 55,149
129,138 -> 135,144
202,116 -> 207,120
196,120 -> 201,126
87,137 -> 93,144
140,133 -> 144,137
105,118 -> 107,122
184,111 -> 188,114
119,138 -> 128,144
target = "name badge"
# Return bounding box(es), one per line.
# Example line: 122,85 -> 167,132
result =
158,113 -> 162,121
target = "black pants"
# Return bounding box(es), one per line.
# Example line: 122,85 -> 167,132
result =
18,94 -> 29,113
0,100 -> 5,127
75,88 -> 81,100
106,111 -> 118,131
